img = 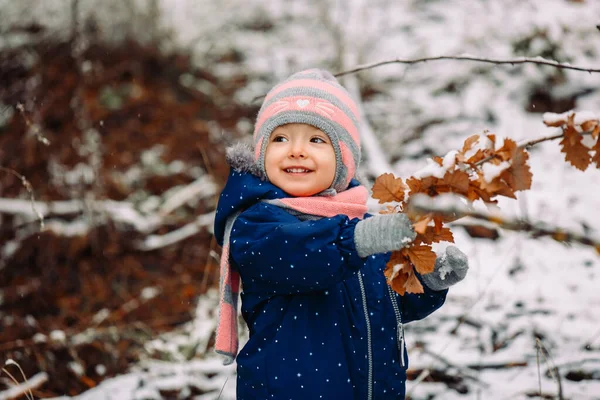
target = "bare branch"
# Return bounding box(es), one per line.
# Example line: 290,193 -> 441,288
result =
0,370 -> 47,400
407,193 -> 600,253
334,55 -> 600,78
473,130 -> 595,167
135,212 -> 215,251
0,167 -> 44,229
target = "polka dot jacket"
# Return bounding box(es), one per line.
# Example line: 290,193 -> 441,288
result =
214,170 -> 448,400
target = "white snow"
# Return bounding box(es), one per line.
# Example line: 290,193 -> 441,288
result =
482,161 -> 511,183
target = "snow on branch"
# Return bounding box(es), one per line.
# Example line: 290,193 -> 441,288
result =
334,55 -> 600,77
0,369 -> 47,400
407,193 -> 600,253
135,212 -> 215,251
0,175 -> 217,234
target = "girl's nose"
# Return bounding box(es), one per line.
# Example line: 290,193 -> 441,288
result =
289,141 -> 306,158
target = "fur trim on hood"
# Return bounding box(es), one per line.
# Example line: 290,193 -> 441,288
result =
225,142 -> 267,180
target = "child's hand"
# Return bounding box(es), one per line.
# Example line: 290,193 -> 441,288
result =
420,246 -> 469,291
354,214 -> 417,258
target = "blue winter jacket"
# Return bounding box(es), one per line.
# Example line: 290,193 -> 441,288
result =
214,169 -> 448,400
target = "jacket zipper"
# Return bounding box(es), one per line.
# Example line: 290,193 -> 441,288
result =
357,273 -> 373,400
387,285 -> 406,367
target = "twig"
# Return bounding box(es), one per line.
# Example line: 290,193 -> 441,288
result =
0,374 -> 47,400
15,103 -> 50,146
407,193 -> 600,253
0,360 -> 46,400
474,130 -> 594,167
405,368 -> 430,398
415,342 -> 488,386
0,168 -> 44,230
465,361 -> 527,371
158,175 -> 217,216
536,338 -> 564,400
333,55 -> 600,78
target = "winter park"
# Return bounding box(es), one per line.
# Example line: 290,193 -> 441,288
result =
1,0 -> 600,399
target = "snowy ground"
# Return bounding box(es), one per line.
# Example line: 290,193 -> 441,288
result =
3,0 -> 600,398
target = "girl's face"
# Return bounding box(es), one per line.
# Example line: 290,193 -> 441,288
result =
264,123 -> 336,197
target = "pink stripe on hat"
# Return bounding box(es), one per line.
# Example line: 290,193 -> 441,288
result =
265,79 -> 360,120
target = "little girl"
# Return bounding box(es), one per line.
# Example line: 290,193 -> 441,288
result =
213,69 -> 469,399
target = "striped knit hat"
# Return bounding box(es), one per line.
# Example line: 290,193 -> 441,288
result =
253,69 -> 361,193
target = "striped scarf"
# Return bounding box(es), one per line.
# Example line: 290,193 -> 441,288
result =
215,185 -> 369,365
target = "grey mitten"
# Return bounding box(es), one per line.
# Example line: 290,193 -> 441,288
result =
354,213 -> 416,258
420,245 -> 469,291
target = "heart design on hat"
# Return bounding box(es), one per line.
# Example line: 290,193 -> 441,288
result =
296,99 -> 310,108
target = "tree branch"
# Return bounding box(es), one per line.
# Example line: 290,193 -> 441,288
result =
473,130 -> 595,167
407,193 -> 600,253
334,55 -> 600,78
0,167 -> 44,229
0,371 -> 47,400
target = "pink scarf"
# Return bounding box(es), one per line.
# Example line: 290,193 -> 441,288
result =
215,185 -> 369,365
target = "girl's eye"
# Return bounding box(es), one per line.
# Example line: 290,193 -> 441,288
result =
273,136 -> 288,142
311,137 -> 326,144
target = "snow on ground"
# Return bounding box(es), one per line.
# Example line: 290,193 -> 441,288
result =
5,0 -> 600,398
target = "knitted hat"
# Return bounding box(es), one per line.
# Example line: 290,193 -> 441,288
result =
253,69 -> 361,193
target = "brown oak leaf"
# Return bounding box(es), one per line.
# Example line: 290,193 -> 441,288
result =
372,173 -> 406,204
593,125 -> 600,141
592,137 -> 600,169
502,147 -> 532,191
406,176 -> 439,196
581,119 -> 598,133
462,134 -> 481,153
385,258 -> 412,295
560,124 -> 591,171
404,270 -> 424,294
443,170 -> 470,194
495,138 -> 518,162
406,244 -> 437,275
420,226 -> 455,244
412,215 -> 432,235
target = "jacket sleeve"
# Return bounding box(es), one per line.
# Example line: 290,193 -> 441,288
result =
229,203 -> 368,295
398,273 -> 448,323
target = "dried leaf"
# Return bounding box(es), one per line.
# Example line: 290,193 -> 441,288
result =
413,215 -> 432,234
465,149 -> 487,164
581,119 -> 598,133
480,175 -> 517,199
560,125 -> 591,171
432,156 -> 444,166
372,173 -> 406,204
443,170 -> 470,194
462,134 -> 481,153
495,138 -> 518,162
406,176 -> 438,196
404,271 -> 424,294
406,244 -> 437,274
592,138 -> 600,169
502,147 -> 532,191
421,226 -> 455,244
385,257 -> 411,296
593,125 -> 600,140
